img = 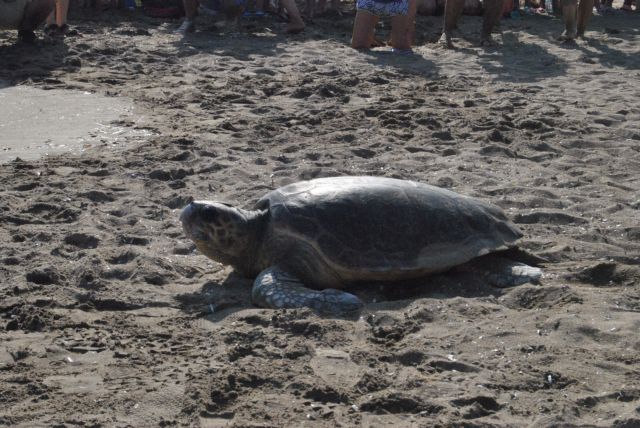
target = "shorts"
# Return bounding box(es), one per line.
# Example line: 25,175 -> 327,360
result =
356,0 -> 409,17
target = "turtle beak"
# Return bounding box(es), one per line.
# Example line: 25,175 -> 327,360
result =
180,201 -> 220,243
180,202 -> 200,241
180,202 -> 196,225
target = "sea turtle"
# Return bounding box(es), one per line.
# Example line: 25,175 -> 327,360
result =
0,0 -> 55,42
180,176 -> 542,316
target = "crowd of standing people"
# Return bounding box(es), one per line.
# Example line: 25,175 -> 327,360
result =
1,0 -> 638,50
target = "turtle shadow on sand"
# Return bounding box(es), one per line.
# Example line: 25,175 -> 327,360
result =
175,254 -> 542,322
352,265 -> 511,309
174,272 -> 254,320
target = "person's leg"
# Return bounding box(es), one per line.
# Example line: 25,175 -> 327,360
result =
306,0 -> 316,18
20,0 -> 55,41
576,0 -> 593,36
440,0 -> 464,47
184,0 -> 199,19
417,0 -> 437,15
311,0 -> 340,15
46,1 -> 55,26
560,0 -> 577,40
47,0 -> 69,32
279,0 -> 305,32
177,0 -> 199,33
22,0 -> 55,29
390,16 -> 410,50
620,0 -> 632,10
390,0 -> 416,50
480,0 -> 504,45
57,0 -> 69,25
406,0 -> 417,46
351,10 -> 377,48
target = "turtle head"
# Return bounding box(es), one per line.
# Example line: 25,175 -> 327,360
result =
180,201 -> 258,270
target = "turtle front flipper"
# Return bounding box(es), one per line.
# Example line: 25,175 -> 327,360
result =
252,267 -> 364,317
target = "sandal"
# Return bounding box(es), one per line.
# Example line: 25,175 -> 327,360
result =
44,23 -> 59,36
390,48 -> 414,55
176,19 -> 196,34
45,23 -> 73,37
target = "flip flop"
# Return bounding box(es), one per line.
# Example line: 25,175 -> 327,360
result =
390,48 -> 414,56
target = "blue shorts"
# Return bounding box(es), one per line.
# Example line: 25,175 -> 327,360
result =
356,0 -> 409,17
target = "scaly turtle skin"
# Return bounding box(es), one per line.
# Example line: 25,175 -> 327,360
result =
180,176 -> 542,316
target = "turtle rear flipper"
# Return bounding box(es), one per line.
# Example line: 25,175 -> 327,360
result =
252,266 -> 364,317
480,257 -> 543,288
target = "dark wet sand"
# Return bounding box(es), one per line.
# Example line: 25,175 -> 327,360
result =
0,6 -> 639,427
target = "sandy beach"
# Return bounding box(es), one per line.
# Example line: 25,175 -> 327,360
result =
1,4 -> 639,427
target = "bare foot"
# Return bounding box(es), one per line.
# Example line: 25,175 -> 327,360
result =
558,30 -> 576,43
286,23 -> 305,34
479,35 -> 497,47
370,37 -> 386,48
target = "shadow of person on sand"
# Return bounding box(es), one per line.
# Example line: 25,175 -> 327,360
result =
169,31 -> 289,62
167,10 -> 438,73
393,15 -> 570,82
357,49 -> 440,76
475,12 -> 640,76
569,36 -> 640,70
0,35 -> 72,86
472,33 -> 569,82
